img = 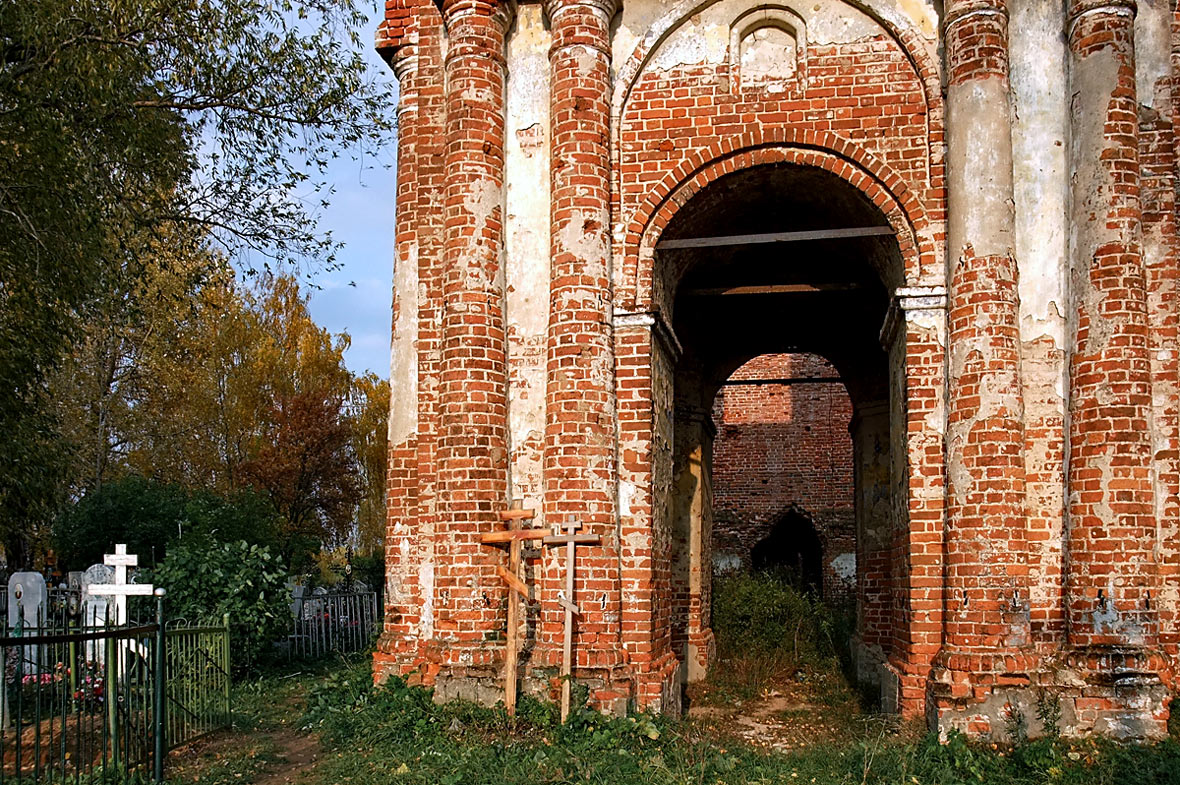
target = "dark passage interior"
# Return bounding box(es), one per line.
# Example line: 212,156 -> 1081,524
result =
658,162 -> 903,697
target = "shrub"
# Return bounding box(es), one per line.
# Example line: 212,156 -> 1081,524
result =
53,475 -> 281,570
151,539 -> 289,673
711,569 -> 841,662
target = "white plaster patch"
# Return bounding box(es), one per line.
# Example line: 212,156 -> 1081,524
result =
630,0 -> 888,79
504,2 -> 551,513
1010,0 -> 1068,351
619,480 -> 637,517
419,560 -> 434,639
389,243 -> 419,445
1134,0 -> 1171,110
830,552 -> 856,584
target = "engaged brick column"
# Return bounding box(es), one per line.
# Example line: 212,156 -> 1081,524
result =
540,0 -> 625,696
379,38 -> 421,662
1140,3 -> 1180,663
1065,0 -> 1159,651
1063,0 -> 1169,739
435,0 -> 514,666
933,0 -> 1032,730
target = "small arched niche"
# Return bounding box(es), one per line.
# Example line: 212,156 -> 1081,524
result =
730,6 -> 807,94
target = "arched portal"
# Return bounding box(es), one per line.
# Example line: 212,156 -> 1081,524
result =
640,159 -> 943,714
711,353 -> 856,601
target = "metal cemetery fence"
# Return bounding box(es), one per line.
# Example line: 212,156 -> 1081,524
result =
164,617 -> 230,748
289,591 -> 379,659
1,591 -> 231,784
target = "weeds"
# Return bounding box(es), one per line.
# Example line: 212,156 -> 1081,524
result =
705,569 -> 855,705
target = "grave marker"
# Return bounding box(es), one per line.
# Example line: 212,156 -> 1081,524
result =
479,501 -> 546,716
543,517 -> 600,722
87,544 -> 153,625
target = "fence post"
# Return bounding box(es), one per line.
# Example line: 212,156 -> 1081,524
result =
0,640 -> 6,730
222,613 -> 231,725
106,615 -> 119,771
154,589 -> 166,783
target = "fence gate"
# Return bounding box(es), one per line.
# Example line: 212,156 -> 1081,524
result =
165,616 -> 230,748
0,592 -> 231,784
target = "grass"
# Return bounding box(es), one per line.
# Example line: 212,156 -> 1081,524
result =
293,658 -> 1180,785
167,575 -> 1180,785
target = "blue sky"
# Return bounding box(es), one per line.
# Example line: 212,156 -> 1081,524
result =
302,42 -> 399,378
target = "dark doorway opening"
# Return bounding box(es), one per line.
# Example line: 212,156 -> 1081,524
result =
751,508 -> 824,592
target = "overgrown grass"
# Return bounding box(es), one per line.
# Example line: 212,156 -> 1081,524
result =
701,569 -> 857,707
170,576 -> 1180,785
294,658 -> 1180,785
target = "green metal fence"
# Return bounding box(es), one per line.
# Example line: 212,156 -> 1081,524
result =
164,617 -> 230,748
0,594 -> 231,784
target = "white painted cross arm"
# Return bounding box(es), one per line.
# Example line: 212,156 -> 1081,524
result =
88,584 -> 154,596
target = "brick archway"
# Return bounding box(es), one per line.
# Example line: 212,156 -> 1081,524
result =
614,151 -> 947,717
618,136 -> 935,313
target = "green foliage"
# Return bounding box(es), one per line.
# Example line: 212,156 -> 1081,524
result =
707,570 -> 854,702
283,660 -> 1180,785
152,539 -> 289,673
0,0 -> 393,561
52,475 -> 280,570
712,570 -> 842,661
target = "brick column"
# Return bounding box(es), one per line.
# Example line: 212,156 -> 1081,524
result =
933,0 -> 1033,732
434,0 -> 514,670
540,0 -> 625,698
378,39 -> 421,666
1065,0 -> 1158,650
1140,0 -> 1180,664
1063,0 -> 1168,739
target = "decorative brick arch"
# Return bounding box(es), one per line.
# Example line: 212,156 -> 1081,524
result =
620,132 -> 934,311
610,0 -> 942,120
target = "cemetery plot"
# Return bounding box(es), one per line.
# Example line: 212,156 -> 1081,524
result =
0,545 -> 233,784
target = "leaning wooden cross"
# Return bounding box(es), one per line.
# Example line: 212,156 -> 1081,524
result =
543,516 -> 600,722
479,503 -> 547,716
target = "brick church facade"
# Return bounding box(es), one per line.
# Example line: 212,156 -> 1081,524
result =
373,0 -> 1180,739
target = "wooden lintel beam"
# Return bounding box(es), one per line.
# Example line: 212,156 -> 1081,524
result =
682,283 -> 862,297
655,225 -> 894,251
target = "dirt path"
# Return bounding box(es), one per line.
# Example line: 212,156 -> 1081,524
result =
166,726 -> 323,785
250,730 -> 321,785
688,685 -> 866,752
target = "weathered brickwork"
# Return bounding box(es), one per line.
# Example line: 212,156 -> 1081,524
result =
376,0 -> 1180,739
710,353 -> 856,600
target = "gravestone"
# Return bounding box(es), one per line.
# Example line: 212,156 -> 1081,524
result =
7,571 -> 47,674
80,563 -> 114,627
7,571 -> 46,632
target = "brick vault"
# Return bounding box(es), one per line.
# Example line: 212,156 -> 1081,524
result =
374,0 -> 1180,739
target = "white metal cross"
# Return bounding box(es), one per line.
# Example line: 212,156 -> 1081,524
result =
88,544 -> 153,625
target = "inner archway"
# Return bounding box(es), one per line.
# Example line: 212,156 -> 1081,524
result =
711,352 -> 856,600
657,160 -> 904,707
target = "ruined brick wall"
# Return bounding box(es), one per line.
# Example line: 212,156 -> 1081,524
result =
375,0 -> 1180,742
711,354 -> 856,600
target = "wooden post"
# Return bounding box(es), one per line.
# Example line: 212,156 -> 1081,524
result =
543,516 -> 600,722
504,502 -> 523,717
479,503 -> 545,715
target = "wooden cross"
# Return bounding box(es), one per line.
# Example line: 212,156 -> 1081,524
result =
479,502 -> 547,716
543,516 -> 600,722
